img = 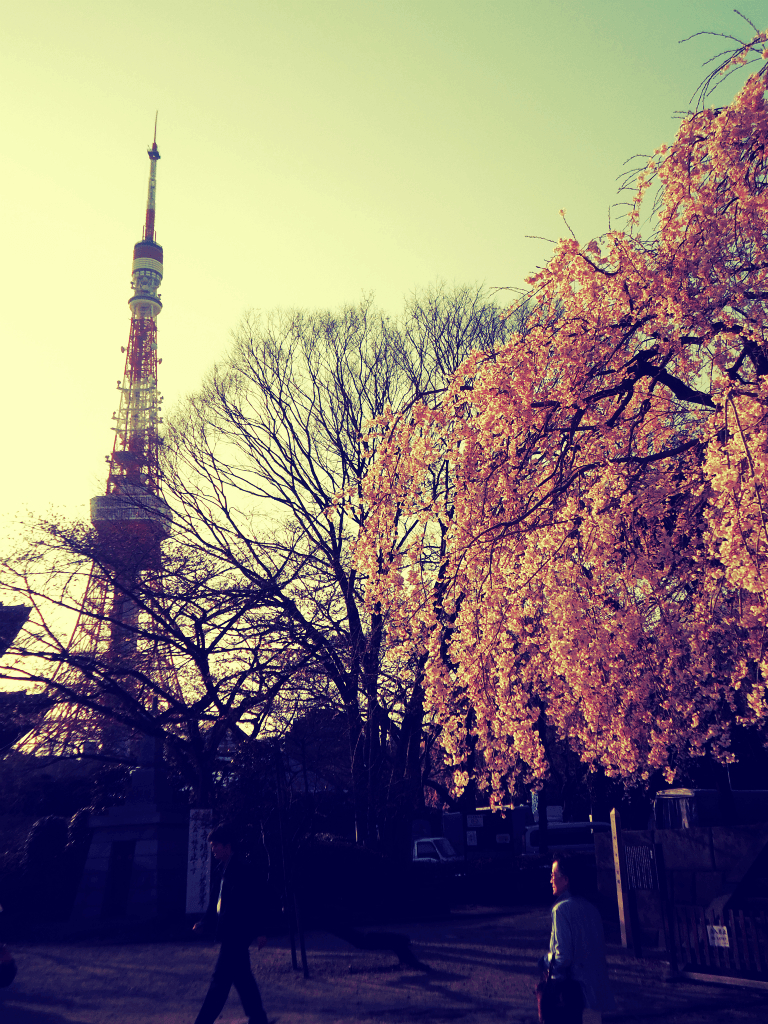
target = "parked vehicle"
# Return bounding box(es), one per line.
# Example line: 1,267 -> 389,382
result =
522,821 -> 610,857
412,837 -> 461,865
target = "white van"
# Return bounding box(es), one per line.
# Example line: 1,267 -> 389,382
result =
522,821 -> 610,857
412,837 -> 462,865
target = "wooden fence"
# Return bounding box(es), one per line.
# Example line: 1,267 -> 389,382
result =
606,817 -> 768,989
671,904 -> 768,987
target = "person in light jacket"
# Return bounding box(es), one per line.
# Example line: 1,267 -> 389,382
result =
538,853 -> 615,1024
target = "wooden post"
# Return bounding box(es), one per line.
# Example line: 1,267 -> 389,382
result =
285,895 -> 298,971
654,840 -> 678,976
611,808 -> 634,951
275,747 -> 299,971
294,891 -> 309,978
537,791 -> 549,855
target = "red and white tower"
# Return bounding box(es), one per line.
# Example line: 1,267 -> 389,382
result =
31,129 -> 174,756
91,129 -> 169,574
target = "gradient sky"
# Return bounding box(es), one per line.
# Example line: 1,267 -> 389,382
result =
1,0 -> 764,539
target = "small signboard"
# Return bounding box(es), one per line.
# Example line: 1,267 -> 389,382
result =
466,830 -> 478,846
707,924 -> 730,948
186,808 -> 213,914
466,815 -> 484,828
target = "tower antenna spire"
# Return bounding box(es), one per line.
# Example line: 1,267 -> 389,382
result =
144,117 -> 161,242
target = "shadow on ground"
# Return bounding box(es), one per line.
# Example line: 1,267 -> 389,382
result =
0,907 -> 767,1024
0,993 -> 91,1024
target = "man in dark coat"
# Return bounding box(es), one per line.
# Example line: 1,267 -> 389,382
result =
193,824 -> 270,1024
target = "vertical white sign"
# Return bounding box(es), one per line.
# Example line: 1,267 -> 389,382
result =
186,808 -> 213,914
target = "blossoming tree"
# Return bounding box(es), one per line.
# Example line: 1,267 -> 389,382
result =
354,36 -> 768,803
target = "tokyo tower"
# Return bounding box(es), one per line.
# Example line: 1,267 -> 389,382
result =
32,125 -> 176,757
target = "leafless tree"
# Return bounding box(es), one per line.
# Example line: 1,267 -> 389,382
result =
1,284 -> 523,838
161,284 -> 518,848
0,518 -> 290,805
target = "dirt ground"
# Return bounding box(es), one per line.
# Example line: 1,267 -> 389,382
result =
1,906 -> 767,1024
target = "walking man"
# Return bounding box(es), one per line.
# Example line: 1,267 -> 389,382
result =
537,853 -> 615,1024
193,823 -> 270,1024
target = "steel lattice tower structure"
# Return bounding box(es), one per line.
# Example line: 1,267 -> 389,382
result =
32,129 -> 175,757
93,129 -> 168,556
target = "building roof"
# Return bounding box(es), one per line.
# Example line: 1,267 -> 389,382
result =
0,603 -> 30,657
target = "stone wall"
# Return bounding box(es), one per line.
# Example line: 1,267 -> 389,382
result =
595,824 -> 768,946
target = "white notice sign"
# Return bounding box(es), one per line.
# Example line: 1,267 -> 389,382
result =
466,830 -> 478,846
707,925 -> 729,948
466,815 -> 484,828
186,808 -> 213,914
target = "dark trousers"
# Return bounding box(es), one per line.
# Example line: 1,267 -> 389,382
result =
536,976 -> 584,1024
194,940 -> 267,1024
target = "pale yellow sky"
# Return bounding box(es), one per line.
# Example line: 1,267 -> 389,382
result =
0,0 -> 760,541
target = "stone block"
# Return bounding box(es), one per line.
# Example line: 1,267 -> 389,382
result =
669,870 -> 695,904
133,839 -> 160,867
594,832 -> 613,871
711,825 -> 768,876
695,870 -> 725,905
71,799 -> 190,923
658,828 -> 715,870
635,888 -> 663,931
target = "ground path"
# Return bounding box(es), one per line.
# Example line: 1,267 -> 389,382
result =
1,906 -> 767,1023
